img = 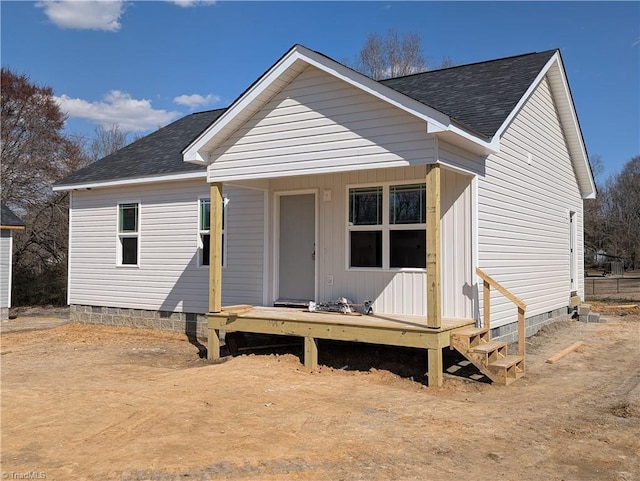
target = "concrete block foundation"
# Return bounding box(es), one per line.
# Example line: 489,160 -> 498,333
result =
70,305 -> 208,339
490,306 -> 573,344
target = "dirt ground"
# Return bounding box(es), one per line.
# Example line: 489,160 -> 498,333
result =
1,302 -> 639,481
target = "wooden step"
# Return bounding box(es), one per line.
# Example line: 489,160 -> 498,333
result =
454,327 -> 489,338
450,327 -> 490,351
488,355 -> 525,385
471,340 -> 507,354
471,340 -> 507,364
489,354 -> 524,369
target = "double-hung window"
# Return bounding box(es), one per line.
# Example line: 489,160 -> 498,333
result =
349,186 -> 383,267
348,182 -> 426,270
199,197 -> 226,267
118,203 -> 139,266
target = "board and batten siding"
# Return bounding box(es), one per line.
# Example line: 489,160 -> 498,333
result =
207,65 -> 437,183
68,180 -> 265,313
1,230 -> 12,311
477,75 -> 584,327
269,165 -> 472,317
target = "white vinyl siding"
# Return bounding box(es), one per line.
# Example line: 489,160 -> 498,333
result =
207,65 -> 436,183
68,180 -> 265,313
440,168 -> 474,319
477,76 -> 584,327
1,230 -> 12,310
269,165 -> 472,317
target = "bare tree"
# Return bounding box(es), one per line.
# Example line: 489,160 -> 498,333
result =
584,155 -> 640,271
353,30 -> 456,80
89,124 -> 130,162
1,68 -> 88,305
607,156 -> 640,269
434,55 -> 456,69
356,30 -> 427,80
1,69 -> 85,213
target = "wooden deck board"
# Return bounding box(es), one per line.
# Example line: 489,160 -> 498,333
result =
209,306 -> 474,349
214,306 -> 472,332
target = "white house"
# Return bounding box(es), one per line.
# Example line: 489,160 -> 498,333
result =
1,202 -> 25,320
54,46 -> 595,384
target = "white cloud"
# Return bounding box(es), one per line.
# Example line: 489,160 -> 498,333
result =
36,0 -> 125,32
173,93 -> 220,109
169,0 -> 216,7
55,90 -> 180,132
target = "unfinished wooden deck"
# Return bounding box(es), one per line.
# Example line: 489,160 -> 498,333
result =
207,306 -> 475,386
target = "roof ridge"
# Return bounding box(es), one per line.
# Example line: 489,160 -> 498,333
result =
189,107 -> 228,116
381,49 -> 558,82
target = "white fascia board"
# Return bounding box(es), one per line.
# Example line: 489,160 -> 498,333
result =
492,51 -> 595,199
183,44 -> 494,163
551,54 -> 596,199
185,151 -> 209,165
52,170 -> 207,191
207,159 -> 420,184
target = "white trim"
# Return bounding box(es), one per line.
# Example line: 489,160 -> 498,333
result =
185,45 -> 494,165
491,51 -> 595,199
569,210 -> 577,292
471,175 -> 480,325
208,159 -> 422,184
491,55 -> 557,146
67,192 -> 73,306
262,190 -> 270,306
273,189 -> 318,303
7,231 -> 13,309
53,171 -> 207,192
550,55 -> 596,199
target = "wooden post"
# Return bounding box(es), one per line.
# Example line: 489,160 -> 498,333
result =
427,348 -> 443,387
208,326 -> 220,361
483,280 -> 491,330
209,182 -> 223,313
426,164 -> 442,329
304,337 -> 318,370
517,306 -> 525,357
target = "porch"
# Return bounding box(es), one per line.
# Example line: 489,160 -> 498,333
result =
208,306 -> 475,387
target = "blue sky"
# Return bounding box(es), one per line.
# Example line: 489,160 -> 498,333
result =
2,1 -> 638,179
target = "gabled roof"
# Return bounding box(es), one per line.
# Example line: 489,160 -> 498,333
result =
53,109 -> 226,190
1,202 -> 25,229
380,50 -> 557,139
54,45 -> 594,198
185,44 -> 594,199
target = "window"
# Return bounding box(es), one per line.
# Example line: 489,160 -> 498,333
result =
199,197 -> 226,267
349,186 -> 383,267
348,183 -> 426,269
118,203 -> 139,266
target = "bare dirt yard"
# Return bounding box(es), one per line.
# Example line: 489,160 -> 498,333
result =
1,302 -> 639,481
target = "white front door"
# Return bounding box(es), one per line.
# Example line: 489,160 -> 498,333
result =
278,193 -> 316,302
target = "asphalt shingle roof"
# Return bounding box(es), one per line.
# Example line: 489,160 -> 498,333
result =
56,50 -> 557,187
380,50 -> 557,138
1,202 -> 25,227
55,108 -> 226,187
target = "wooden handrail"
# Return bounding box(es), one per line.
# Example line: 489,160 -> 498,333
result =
476,268 -> 526,310
476,267 -> 527,357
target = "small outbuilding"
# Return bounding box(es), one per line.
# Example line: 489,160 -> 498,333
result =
1,202 -> 25,320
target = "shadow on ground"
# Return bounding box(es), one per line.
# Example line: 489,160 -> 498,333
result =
222,332 -> 491,385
